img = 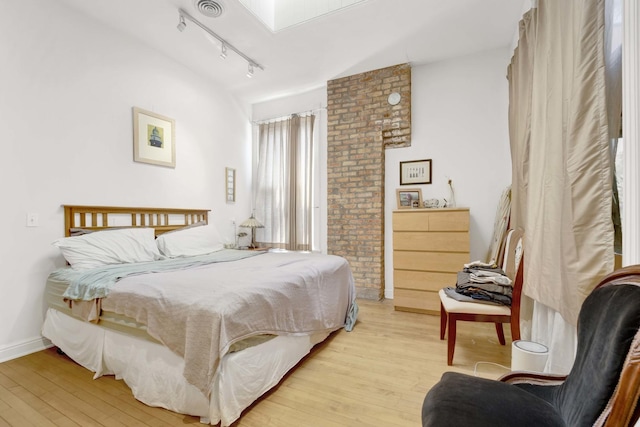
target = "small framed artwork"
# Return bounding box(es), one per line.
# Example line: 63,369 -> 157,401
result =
133,107 -> 176,168
396,188 -> 423,209
225,167 -> 236,203
400,159 -> 432,185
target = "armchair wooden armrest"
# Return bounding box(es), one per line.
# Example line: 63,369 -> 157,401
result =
499,371 -> 567,386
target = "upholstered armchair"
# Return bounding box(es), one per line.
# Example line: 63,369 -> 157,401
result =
422,265 -> 640,427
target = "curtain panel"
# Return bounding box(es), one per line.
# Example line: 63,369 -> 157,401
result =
509,0 -> 613,325
255,114 -> 315,251
507,8 -> 536,234
508,0 -> 616,371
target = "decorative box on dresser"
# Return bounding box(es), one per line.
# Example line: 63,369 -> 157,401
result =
392,208 -> 470,314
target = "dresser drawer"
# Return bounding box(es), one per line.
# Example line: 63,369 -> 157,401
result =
393,289 -> 440,314
394,270 -> 457,292
393,231 -> 469,252
393,251 -> 469,273
392,209 -> 470,232
428,211 -> 469,231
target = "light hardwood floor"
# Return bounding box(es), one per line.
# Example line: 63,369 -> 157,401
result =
0,299 -> 512,427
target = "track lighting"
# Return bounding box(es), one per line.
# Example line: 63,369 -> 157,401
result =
176,9 -> 264,76
177,14 -> 186,32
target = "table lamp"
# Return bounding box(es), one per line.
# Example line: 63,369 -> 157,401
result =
240,213 -> 264,249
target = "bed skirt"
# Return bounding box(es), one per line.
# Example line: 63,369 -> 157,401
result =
42,308 -> 328,426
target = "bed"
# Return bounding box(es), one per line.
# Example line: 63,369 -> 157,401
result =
42,205 -> 357,426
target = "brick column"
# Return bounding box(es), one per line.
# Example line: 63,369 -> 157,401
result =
327,64 -> 411,299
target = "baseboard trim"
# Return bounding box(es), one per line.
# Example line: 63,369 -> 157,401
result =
0,336 -> 53,363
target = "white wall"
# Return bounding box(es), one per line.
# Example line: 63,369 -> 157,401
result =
0,1 -> 252,361
384,48 -> 512,298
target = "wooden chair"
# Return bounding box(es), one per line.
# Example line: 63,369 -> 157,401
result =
438,228 -> 524,365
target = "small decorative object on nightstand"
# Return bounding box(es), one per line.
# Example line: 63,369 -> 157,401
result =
240,213 -> 264,249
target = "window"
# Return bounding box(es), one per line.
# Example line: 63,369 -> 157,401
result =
254,114 -> 316,251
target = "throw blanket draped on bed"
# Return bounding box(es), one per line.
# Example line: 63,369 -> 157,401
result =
52,250 -> 356,396
52,249 -> 262,300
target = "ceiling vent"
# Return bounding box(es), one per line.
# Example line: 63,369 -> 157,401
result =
194,0 -> 224,18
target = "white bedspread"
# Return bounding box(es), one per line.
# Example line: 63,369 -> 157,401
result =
99,251 -> 355,395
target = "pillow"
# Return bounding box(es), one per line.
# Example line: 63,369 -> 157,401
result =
156,223 -> 224,257
52,227 -> 163,270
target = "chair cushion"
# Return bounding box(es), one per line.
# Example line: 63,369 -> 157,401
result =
439,289 -> 511,316
422,372 -> 565,427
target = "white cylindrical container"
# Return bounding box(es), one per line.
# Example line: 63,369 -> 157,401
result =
511,340 -> 549,372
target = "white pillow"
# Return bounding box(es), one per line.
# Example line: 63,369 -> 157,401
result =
52,228 -> 163,270
156,223 -> 224,257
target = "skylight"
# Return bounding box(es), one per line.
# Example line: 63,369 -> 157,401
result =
238,0 -> 368,32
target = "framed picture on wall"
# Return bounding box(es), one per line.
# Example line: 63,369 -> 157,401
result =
225,167 -> 236,203
400,159 -> 432,185
396,188 -> 423,209
133,107 -> 176,168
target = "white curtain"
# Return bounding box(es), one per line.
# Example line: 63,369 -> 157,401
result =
508,0 -> 618,373
605,0 -> 623,255
255,114 -> 315,251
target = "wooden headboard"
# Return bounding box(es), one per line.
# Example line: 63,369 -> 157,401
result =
63,205 -> 210,237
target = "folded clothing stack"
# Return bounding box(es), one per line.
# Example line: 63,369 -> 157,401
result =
443,262 -> 513,306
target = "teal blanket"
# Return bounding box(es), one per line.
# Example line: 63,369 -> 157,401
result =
50,249 -> 263,301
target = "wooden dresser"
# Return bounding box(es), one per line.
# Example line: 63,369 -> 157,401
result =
392,208 -> 470,314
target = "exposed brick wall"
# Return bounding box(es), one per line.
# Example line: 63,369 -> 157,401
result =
327,64 -> 411,300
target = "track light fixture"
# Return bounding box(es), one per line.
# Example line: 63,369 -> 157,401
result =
177,14 -> 186,32
176,9 -> 264,76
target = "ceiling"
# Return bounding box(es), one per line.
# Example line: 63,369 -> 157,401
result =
57,0 -> 526,105
238,0 -> 371,32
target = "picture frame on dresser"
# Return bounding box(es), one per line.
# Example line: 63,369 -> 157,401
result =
396,188 -> 423,209
133,107 -> 176,168
400,159 -> 432,185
